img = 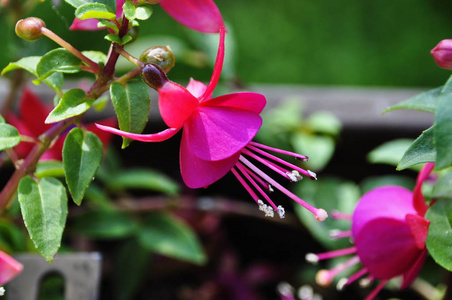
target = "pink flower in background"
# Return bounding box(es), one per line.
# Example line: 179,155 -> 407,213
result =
0,251 -> 23,285
306,163 -> 434,300
96,26 -> 327,221
431,39 -> 452,70
70,0 -> 224,33
5,87 -> 116,161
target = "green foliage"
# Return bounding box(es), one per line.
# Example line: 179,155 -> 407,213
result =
106,169 -> 180,196
432,172 -> 452,200
397,127 -> 436,170
64,0 -> 115,10
35,160 -> 65,178
137,212 -> 207,265
295,177 -> 360,249
123,1 -> 153,21
75,3 -> 116,20
0,123 -> 20,151
433,76 -> 452,170
37,49 -> 81,80
383,86 -> 442,114
18,177 -> 68,262
63,128 -> 103,205
426,200 -> 452,271
110,80 -> 151,148
367,139 -> 414,167
71,210 -> 137,238
46,89 -> 94,123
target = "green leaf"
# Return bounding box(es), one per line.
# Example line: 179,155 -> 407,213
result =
104,33 -> 122,44
18,177 -> 68,262
120,35 -> 133,45
434,76 -> 452,170
37,49 -> 81,80
46,89 -> 93,123
1,57 -> 63,93
107,169 -> 179,196
123,0 -> 136,20
306,111 -> 342,136
291,132 -> 335,171
383,86 -> 442,114
71,210 -> 136,239
0,115 -> 5,123
294,177 -> 360,249
65,0 -> 115,10
432,172 -> 452,200
426,200 -> 452,271
63,128 -> 103,205
110,80 -> 151,148
367,139 -> 414,167
397,127 -> 436,170
134,5 -> 153,20
137,212 -> 206,264
82,51 -> 107,66
75,3 -> 116,20
97,20 -> 119,33
35,160 -> 65,178
0,123 -> 20,150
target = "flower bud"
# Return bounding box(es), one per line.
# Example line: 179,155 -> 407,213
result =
15,17 -> 46,41
141,63 -> 169,90
431,39 -> 452,69
140,46 -> 175,73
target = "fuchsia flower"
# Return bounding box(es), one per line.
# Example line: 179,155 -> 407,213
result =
431,39 -> 452,70
5,88 -> 116,161
70,0 -> 224,33
306,163 -> 434,300
96,26 -> 328,221
0,251 -> 23,285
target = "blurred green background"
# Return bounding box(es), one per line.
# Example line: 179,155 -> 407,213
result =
2,0 -> 452,86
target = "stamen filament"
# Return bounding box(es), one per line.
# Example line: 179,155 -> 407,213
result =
331,210 -> 352,221
249,141 -> 309,161
316,256 -> 360,286
242,148 -> 293,180
364,280 -> 388,300
337,268 -> 368,290
329,229 -> 352,239
306,247 -> 357,262
231,167 -> 259,204
239,155 -> 327,221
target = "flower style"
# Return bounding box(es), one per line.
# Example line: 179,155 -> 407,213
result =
5,87 -> 116,161
0,250 -> 23,285
96,26 -> 327,221
70,0 -> 224,33
305,163 -> 434,300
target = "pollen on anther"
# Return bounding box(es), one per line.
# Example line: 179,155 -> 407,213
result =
336,278 -> 348,291
305,253 -> 319,264
308,170 -> 317,180
277,205 -> 285,218
286,170 -> 303,182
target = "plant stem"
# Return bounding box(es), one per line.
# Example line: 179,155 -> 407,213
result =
41,27 -> 101,74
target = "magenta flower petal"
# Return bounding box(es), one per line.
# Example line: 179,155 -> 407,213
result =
186,78 -> 208,98
158,81 -> 199,128
94,123 -> 180,142
0,251 -> 23,285
405,213 -> 430,249
401,249 -> 428,289
180,127 -> 240,188
159,0 -> 224,33
186,106 -> 262,161
413,162 -> 435,216
69,18 -> 101,31
203,92 -> 266,114
354,217 -> 421,280
352,186 -> 416,237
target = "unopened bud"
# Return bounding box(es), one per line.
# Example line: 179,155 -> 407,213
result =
140,46 -> 175,73
431,39 -> 452,69
141,63 -> 168,90
15,17 -> 46,41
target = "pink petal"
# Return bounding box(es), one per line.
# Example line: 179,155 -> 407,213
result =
158,81 -> 199,128
95,123 -> 180,142
354,217 -> 422,280
0,251 -> 23,285
406,213 -> 430,249
180,126 -> 239,188
202,92 -> 266,114
186,106 -> 262,161
401,249 -> 427,289
159,0 -> 224,33
413,162 -> 435,216
186,78 -> 207,99
200,25 -> 225,102
69,18 -> 100,31
352,186 -> 416,238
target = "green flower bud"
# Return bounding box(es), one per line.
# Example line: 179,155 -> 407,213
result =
141,63 -> 168,90
15,17 -> 46,41
140,46 -> 175,73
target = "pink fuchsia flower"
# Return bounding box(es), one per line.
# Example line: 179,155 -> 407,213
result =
96,26 -> 327,221
306,163 -> 434,300
431,39 -> 452,69
5,87 -> 116,161
0,250 -> 23,285
70,0 -> 224,33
